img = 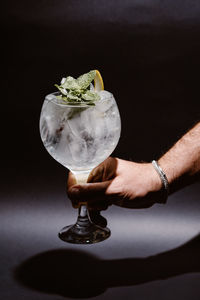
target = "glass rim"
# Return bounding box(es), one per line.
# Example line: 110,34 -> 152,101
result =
45,91 -> 113,108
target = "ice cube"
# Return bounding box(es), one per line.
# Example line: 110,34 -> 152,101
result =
95,90 -> 114,112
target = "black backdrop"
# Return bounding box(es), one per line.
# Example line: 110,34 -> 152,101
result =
2,0 -> 200,179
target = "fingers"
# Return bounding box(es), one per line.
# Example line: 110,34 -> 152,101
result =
67,180 -> 114,210
115,198 -> 155,209
115,192 -> 158,209
67,157 -> 118,210
89,210 -> 108,227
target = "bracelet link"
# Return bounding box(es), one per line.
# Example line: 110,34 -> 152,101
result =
151,160 -> 169,204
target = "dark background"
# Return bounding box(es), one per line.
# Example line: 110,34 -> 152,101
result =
1,1 -> 200,299
3,0 -> 200,171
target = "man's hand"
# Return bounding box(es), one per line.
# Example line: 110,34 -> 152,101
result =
67,157 -> 163,210
66,122 -> 200,215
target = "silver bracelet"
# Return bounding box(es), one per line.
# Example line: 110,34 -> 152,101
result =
151,160 -> 169,203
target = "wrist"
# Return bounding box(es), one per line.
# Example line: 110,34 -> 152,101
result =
158,157 -> 175,186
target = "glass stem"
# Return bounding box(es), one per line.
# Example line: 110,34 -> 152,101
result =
73,171 -> 92,228
79,205 -> 88,217
76,205 -> 91,227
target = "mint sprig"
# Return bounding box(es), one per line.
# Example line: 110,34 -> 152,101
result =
55,70 -> 100,105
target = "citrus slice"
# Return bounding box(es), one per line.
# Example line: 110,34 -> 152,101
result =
94,70 -> 104,91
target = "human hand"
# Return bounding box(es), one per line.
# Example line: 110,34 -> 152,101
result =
67,157 -> 164,211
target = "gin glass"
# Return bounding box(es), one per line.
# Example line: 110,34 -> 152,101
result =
40,91 -> 121,244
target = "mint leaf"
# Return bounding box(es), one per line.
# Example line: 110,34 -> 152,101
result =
67,91 -> 81,101
61,76 -> 81,91
77,70 -> 96,89
54,84 -> 68,95
55,70 -> 100,106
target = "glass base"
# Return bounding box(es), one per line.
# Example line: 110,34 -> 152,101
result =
58,223 -> 111,244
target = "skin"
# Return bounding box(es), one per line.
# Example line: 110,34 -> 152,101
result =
67,122 -> 200,212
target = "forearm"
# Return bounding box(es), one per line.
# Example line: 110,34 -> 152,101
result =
158,122 -> 200,193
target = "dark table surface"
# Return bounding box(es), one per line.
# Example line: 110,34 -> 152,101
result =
1,170 -> 200,300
